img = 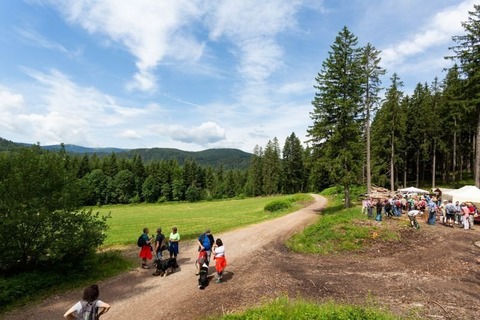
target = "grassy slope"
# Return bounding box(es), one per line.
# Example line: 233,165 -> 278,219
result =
97,194 -> 312,246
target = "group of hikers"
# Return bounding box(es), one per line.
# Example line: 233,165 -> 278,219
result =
363,193 -> 478,230
137,226 -> 227,284
64,227 -> 226,318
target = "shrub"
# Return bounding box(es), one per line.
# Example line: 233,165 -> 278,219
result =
264,199 -> 291,212
0,147 -> 108,274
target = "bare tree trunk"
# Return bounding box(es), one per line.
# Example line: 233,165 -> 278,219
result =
366,103 -> 371,195
460,155 -> 464,181
432,140 -> 436,188
403,150 -> 407,188
390,133 -> 395,192
416,151 -> 420,187
453,119 -> 457,183
475,112 -> 480,188
344,185 -> 350,208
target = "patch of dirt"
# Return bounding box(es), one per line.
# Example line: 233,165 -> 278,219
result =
4,196 -> 480,320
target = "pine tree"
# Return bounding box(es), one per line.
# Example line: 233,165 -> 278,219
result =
448,4 -> 480,187
282,132 -> 305,194
360,43 -> 385,194
308,26 -> 364,207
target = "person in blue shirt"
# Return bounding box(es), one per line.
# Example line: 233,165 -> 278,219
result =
427,199 -> 437,225
197,229 -> 215,262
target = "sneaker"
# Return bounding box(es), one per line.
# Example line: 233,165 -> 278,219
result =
142,265 -> 150,269
215,279 -> 221,284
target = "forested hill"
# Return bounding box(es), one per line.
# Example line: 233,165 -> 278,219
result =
124,148 -> 252,169
0,138 -> 252,170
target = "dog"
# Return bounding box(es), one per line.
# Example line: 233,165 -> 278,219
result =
152,258 -> 179,277
198,262 -> 209,290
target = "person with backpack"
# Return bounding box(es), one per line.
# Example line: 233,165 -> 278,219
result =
64,284 -> 110,319
138,227 -> 154,269
197,229 -> 214,262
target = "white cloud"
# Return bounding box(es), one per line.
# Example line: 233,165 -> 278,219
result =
0,87 -> 26,132
381,0 -> 476,67
44,0 -> 206,92
150,121 -> 226,146
7,69 -> 153,146
118,129 -> 142,140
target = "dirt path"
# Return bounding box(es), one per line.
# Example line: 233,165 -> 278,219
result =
3,195 -> 326,320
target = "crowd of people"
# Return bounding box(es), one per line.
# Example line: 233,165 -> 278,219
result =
64,227 -> 226,318
362,194 -> 478,230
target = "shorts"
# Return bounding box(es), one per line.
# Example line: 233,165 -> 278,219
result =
446,213 -> 455,220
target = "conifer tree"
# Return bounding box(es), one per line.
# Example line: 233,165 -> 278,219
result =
308,26 -> 364,207
448,4 -> 480,187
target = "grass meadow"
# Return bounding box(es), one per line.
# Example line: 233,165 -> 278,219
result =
97,194 -> 313,246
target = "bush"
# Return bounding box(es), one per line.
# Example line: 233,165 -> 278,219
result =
0,147 -> 108,274
264,199 -> 291,212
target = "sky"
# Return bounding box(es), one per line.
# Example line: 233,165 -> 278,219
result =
0,0 -> 476,152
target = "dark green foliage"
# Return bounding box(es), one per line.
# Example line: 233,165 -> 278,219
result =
308,26 -> 364,207
264,199 -> 291,212
282,133 -> 305,194
0,147 -> 108,273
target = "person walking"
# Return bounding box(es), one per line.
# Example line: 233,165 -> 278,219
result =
64,284 -> 110,319
375,199 -> 383,221
197,229 -> 215,262
168,226 -> 180,259
213,238 -> 227,284
154,227 -> 166,262
139,227 -> 154,269
427,199 -> 437,225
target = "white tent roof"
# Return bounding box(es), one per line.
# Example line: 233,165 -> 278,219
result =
442,185 -> 480,205
398,186 -> 430,194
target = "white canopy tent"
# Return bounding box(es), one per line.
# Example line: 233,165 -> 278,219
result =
398,186 -> 430,194
442,185 -> 480,206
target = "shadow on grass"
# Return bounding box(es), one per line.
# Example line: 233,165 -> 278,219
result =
321,204 -> 345,215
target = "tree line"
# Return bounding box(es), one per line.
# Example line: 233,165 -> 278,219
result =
308,5 -> 480,206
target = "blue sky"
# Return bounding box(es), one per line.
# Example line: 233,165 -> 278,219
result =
0,0 -> 476,152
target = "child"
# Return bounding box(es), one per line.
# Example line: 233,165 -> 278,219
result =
64,284 -> 110,319
213,238 -> 227,284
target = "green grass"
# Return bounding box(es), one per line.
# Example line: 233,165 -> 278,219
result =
212,296 -> 404,320
96,194 -> 313,246
287,187 -> 400,254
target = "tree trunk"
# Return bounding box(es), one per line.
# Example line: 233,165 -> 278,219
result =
390,133 -> 395,192
403,150 -> 407,188
432,140 -> 436,188
416,151 -> 420,187
453,119 -> 457,183
476,112 -> 480,188
366,109 -> 371,195
460,155 -> 464,181
344,185 -> 350,208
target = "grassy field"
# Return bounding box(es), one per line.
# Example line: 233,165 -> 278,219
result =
287,186 -> 400,254
94,194 -> 313,246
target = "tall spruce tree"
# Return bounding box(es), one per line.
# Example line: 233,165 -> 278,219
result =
371,73 -> 405,191
308,26 -> 364,207
360,43 -> 385,194
448,4 -> 480,187
282,132 -> 305,194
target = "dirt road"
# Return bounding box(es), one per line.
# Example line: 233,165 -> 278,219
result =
4,195 -> 326,320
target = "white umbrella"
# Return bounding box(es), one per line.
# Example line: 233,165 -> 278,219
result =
398,186 -> 430,194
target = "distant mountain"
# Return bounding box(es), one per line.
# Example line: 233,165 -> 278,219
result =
41,144 -> 128,154
124,147 -> 252,169
0,138 -> 252,169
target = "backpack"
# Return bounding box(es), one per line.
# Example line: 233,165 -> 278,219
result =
137,235 -> 145,247
77,300 -> 98,320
